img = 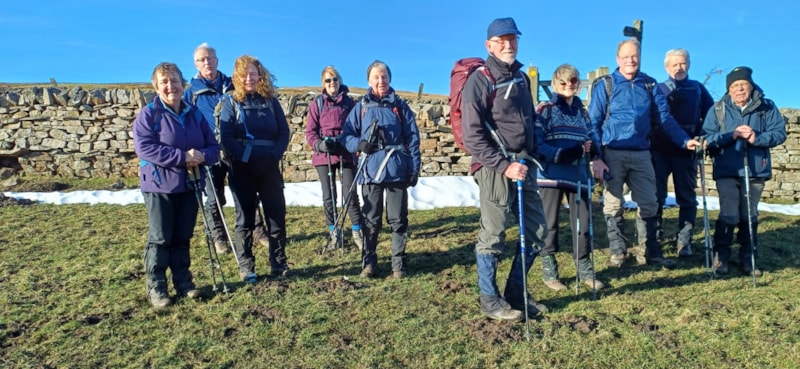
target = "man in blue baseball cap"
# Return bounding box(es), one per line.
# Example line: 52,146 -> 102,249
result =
462,17 -> 548,322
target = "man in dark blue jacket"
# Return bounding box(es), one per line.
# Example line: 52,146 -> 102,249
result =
461,17 -> 547,322
184,43 -> 270,254
588,39 -> 700,270
702,67 -> 785,276
650,48 -> 714,257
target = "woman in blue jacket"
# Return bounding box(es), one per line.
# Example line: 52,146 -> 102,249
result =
342,60 -> 421,279
535,64 -> 604,291
133,62 -> 220,308
702,67 -> 786,276
219,55 -> 291,282
305,66 -> 363,250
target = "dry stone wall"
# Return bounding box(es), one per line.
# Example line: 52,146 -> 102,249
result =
1,86 -> 799,201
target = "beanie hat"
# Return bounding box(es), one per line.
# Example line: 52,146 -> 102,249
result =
487,17 -> 522,39
726,66 -> 753,90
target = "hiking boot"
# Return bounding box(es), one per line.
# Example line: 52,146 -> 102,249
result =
352,229 -> 364,251
271,266 -> 294,277
741,261 -> 763,277
149,293 -> 172,309
359,265 -> 375,278
608,254 -> 625,268
630,246 -> 647,266
392,270 -> 407,279
241,272 -> 258,284
543,279 -> 567,291
677,242 -> 693,257
582,278 -> 605,290
183,289 -> 202,299
647,256 -> 677,269
214,240 -> 228,254
325,229 -> 342,250
507,295 -> 548,318
479,295 -> 523,322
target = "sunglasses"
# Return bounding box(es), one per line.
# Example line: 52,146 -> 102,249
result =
559,77 -> 579,86
324,77 -> 339,83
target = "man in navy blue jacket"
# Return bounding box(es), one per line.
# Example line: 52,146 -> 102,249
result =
702,67 -> 785,276
588,39 -> 700,270
650,48 -> 714,257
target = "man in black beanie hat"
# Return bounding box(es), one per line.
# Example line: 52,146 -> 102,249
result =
702,66 -> 786,276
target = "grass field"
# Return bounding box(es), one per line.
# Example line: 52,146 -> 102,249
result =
1,190 -> 799,368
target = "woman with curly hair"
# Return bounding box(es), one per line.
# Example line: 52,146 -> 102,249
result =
218,55 -> 291,282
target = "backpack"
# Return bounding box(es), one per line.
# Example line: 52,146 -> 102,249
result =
448,57 -> 529,154
357,95 -> 405,125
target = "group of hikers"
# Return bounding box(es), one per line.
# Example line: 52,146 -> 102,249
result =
132,16 -> 786,324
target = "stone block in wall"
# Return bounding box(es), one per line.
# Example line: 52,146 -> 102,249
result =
79,142 -> 91,152
451,163 -> 470,173
419,139 -> 437,151
6,92 -> 20,106
49,129 -> 67,140
89,89 -> 106,105
42,88 -> 54,106
109,140 -> 128,150
61,109 -> 80,119
94,141 -> 109,150
111,117 -> 131,126
117,108 -> 134,118
116,90 -> 130,105
422,161 -> 440,173
115,131 -> 129,141
68,88 -> 86,107
100,107 -> 117,118
41,138 -> 66,149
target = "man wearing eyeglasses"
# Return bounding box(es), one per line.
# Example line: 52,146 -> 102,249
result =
587,39 -> 701,270
649,49 -> 714,258
184,43 -> 271,254
461,17 -> 547,322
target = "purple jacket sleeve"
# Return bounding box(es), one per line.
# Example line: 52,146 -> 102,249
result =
132,108 -> 185,168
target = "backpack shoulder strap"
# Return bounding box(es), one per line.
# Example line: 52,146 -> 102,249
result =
146,101 -> 161,133
600,75 -> 612,121
315,95 -> 324,115
714,100 -> 726,130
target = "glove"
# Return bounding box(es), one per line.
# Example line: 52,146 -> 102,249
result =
556,144 -> 584,163
357,140 -> 376,154
314,139 -> 334,153
408,173 -> 419,187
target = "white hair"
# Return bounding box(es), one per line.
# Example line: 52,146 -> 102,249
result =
664,48 -> 690,68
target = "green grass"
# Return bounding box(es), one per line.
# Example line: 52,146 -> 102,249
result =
1,200 -> 799,368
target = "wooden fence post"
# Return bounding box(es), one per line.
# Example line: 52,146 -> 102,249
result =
527,65 -> 539,105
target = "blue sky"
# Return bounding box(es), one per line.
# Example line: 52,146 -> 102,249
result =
1,1 -> 797,108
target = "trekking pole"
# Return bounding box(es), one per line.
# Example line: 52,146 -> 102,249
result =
203,165 -> 242,270
324,148 -> 343,253
188,166 -> 229,294
586,158 -> 598,300
695,137 -> 713,276
517,159 -> 531,341
333,118 -> 380,250
739,139 -> 757,287
574,157 -> 582,296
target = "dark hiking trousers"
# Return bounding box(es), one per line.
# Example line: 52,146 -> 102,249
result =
361,182 -> 408,272
143,191 -> 198,296
315,162 -> 363,228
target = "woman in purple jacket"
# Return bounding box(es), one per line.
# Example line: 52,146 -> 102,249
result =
133,62 -> 220,309
305,66 -> 363,250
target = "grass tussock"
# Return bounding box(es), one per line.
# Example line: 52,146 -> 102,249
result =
1,198 -> 799,368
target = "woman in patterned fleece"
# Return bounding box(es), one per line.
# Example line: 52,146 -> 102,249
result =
534,64 -> 605,291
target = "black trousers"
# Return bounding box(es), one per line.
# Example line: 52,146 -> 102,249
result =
539,187 -> 590,260
315,161 -> 363,228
